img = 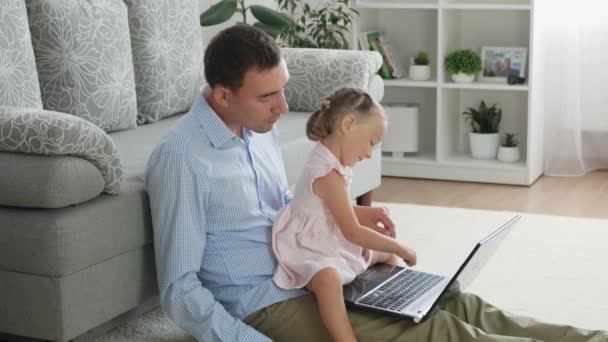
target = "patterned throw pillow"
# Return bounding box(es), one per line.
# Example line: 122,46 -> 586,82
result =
25,0 -> 138,133
123,0 -> 203,124
0,0 -> 42,109
0,106 -> 123,194
282,48 -> 382,112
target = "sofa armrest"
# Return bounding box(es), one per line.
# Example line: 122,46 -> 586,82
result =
0,107 -> 124,199
282,48 -> 383,112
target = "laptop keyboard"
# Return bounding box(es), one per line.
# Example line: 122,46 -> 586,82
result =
358,269 -> 444,312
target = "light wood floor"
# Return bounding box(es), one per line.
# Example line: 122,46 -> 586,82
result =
374,170 -> 608,219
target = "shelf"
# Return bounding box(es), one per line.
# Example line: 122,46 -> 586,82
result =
442,4 -> 531,10
382,150 -> 437,164
440,152 -> 526,169
441,82 -> 528,91
355,0 -> 439,9
384,78 -> 438,88
355,0 -> 539,185
442,0 -> 530,10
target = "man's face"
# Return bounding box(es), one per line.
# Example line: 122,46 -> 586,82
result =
226,59 -> 290,134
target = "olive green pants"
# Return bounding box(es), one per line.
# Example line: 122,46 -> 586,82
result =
244,284 -> 607,341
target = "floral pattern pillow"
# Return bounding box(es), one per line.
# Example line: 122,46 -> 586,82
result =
0,106 -> 123,194
0,0 -> 42,109
123,0 -> 203,124
282,48 -> 382,112
25,0 -> 138,133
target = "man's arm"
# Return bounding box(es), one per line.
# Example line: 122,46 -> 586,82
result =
145,151 -> 270,341
272,126 -> 293,204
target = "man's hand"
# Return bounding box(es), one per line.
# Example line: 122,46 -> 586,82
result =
354,206 -> 396,238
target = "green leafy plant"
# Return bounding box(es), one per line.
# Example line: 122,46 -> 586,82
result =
501,132 -> 518,147
445,49 -> 482,75
413,51 -> 429,65
276,0 -> 359,49
200,0 -> 294,38
462,100 -> 502,134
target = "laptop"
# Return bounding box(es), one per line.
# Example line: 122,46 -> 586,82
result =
343,215 -> 521,323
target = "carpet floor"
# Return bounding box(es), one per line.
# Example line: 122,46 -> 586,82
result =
94,203 -> 608,341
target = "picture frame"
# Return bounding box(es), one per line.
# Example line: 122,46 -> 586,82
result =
480,46 -> 527,83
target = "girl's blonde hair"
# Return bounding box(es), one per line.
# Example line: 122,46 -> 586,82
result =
306,87 -> 381,141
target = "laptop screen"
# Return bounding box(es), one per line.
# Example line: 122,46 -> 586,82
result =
454,215 -> 520,290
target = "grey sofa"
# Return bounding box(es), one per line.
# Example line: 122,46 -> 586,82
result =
0,0 -> 384,341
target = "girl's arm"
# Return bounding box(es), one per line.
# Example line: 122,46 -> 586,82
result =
313,170 -> 416,265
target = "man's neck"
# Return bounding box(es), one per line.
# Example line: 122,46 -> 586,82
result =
204,89 -> 242,138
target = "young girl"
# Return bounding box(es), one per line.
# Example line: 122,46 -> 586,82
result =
272,87 -> 417,342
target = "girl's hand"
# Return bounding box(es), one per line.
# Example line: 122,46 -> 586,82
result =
355,206 -> 396,238
397,245 -> 417,267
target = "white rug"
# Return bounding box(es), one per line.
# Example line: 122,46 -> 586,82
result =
94,203 -> 608,341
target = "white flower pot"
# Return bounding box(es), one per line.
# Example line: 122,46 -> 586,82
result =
451,72 -> 475,83
497,146 -> 520,163
409,65 -> 431,81
469,132 -> 499,159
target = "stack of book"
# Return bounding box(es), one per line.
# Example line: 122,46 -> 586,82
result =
359,31 -> 402,79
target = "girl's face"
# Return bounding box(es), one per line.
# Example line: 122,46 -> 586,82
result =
340,110 -> 387,167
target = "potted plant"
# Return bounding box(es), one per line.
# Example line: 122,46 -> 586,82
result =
200,0 -> 294,38
409,51 -> 431,81
498,132 -> 520,162
462,100 -> 502,159
445,49 -> 482,83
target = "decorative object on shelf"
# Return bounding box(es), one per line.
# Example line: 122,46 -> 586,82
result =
409,51 -> 431,81
480,46 -> 527,83
507,75 -> 526,85
445,49 -> 482,83
359,31 -> 401,79
277,0 -> 358,49
200,0 -> 294,38
462,100 -> 502,159
498,132 -> 520,163
381,102 -> 419,155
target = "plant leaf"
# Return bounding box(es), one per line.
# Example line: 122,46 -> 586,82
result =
250,5 -> 294,28
200,0 -> 237,26
253,21 -> 283,38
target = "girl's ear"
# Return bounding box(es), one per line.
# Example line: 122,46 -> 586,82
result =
340,113 -> 357,134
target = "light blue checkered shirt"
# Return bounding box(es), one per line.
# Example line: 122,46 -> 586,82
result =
145,93 -> 307,341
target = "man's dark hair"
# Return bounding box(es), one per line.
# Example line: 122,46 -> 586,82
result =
204,24 -> 282,91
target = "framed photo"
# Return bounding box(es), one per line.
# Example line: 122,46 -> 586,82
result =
480,46 -> 527,83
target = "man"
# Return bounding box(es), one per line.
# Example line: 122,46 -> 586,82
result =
145,25 -> 606,341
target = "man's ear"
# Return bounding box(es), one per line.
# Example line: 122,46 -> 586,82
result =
340,113 -> 357,134
210,84 -> 233,108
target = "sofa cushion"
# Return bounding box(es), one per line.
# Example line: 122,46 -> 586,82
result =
0,0 -> 42,109
123,0 -> 203,125
0,107 -> 124,197
282,48 -> 382,112
25,0 -> 138,133
0,114 -> 184,276
0,152 -> 104,208
0,178 -> 152,277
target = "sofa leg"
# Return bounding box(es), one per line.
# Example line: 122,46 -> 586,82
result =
356,190 -> 373,206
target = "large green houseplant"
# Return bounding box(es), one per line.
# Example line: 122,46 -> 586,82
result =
200,0 -> 358,49
200,0 -> 294,37
276,0 -> 358,49
462,100 -> 502,159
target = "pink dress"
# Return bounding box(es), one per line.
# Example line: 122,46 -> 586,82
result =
272,142 -> 372,289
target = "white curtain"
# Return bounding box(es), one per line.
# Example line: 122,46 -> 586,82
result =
535,0 -> 608,176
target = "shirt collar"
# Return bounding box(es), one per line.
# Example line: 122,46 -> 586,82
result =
194,87 -> 252,148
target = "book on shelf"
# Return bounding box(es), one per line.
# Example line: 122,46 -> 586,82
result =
358,31 -> 403,79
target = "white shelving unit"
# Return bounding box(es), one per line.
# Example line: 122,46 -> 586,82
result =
352,0 -> 541,185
